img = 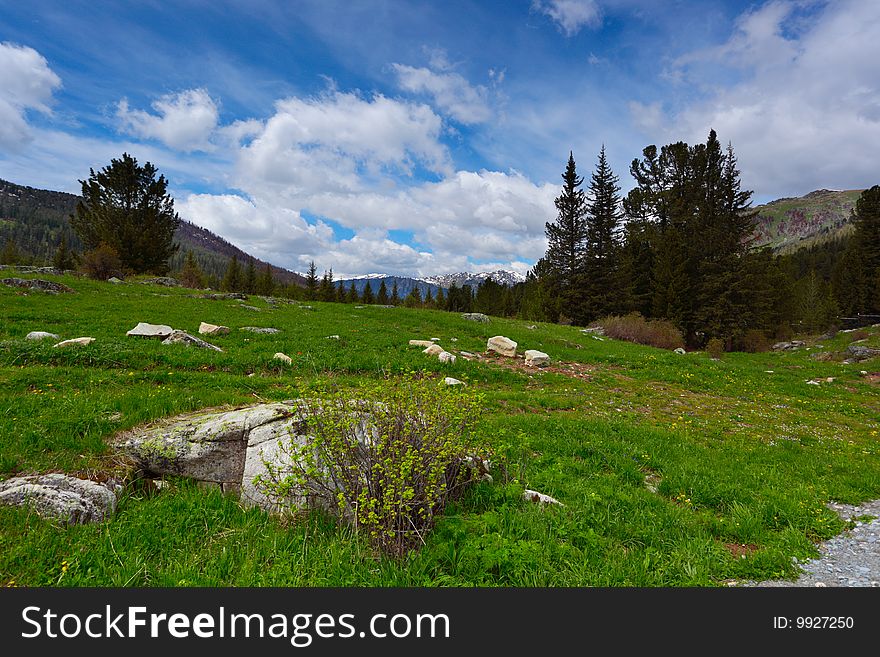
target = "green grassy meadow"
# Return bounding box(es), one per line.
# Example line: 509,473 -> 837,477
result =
2,274 -> 879,586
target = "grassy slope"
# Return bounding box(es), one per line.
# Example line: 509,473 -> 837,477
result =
1,275 -> 879,586
752,189 -> 863,252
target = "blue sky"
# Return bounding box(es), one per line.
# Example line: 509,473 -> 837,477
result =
1,0 -> 879,277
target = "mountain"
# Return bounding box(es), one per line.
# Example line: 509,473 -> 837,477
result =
335,269 -> 526,299
418,270 -> 526,289
0,178 -> 304,285
335,274 -> 443,299
750,188 -> 864,253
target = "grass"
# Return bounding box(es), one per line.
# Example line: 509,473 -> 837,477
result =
1,273 -> 879,586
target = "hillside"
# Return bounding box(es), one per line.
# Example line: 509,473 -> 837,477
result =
1,272 -> 879,586
0,178 -> 305,286
750,189 -> 864,253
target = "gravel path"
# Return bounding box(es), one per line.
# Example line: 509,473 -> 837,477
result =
746,499 -> 880,587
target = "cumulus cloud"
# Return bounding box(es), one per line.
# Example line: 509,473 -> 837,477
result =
633,0 -> 880,197
117,88 -> 219,152
532,0 -> 602,37
0,42 -> 61,150
391,62 -> 492,124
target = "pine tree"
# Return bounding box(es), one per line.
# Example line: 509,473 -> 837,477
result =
52,234 -> 76,271
391,281 -> 401,305
257,263 -> 275,296
424,288 -> 434,308
362,281 -> 374,304
435,286 -> 445,310
544,152 -> 588,319
180,250 -> 204,289
377,280 -> 389,305
305,261 -> 319,300
70,153 -> 180,274
319,269 -> 335,301
583,145 -> 624,321
1,238 -> 19,265
404,286 -> 422,308
221,255 -> 242,292
848,185 -> 880,313
347,281 -> 359,303
244,259 -> 257,294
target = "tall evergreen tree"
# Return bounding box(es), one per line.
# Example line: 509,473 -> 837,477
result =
391,281 -> 401,305
305,261 -> 319,300
243,258 -> 257,294
70,153 -> 180,274
404,286 -> 422,308
1,238 -> 19,265
257,263 -> 275,296
180,250 -> 204,289
845,185 -> 880,313
544,152 -> 588,320
221,255 -> 243,292
434,286 -> 445,310
319,269 -> 336,301
52,234 -> 76,270
377,280 -> 389,305
583,145 -> 624,321
347,281 -> 359,303
362,281 -> 374,304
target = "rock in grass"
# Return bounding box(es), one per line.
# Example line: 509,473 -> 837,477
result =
107,277 -> 123,284
26,331 -> 59,341
1,277 -> 75,294
199,322 -> 230,336
273,352 -> 292,364
409,340 -> 434,347
438,351 -> 456,364
54,337 -> 95,348
487,335 -> 517,357
674,347 -> 686,355
201,293 -> 248,300
127,322 -> 174,338
0,474 -> 119,524
847,344 -> 880,361
241,326 -> 280,334
523,489 -> 563,506
423,344 -> 445,356
140,277 -> 180,287
461,312 -> 490,323
444,377 -> 464,386
240,304 -> 261,311
161,330 -> 222,351
524,349 -> 550,367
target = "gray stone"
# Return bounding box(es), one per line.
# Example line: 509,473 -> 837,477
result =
107,277 -> 123,284
54,337 -> 95,348
273,352 -> 292,364
0,474 -> 118,524
423,344 -> 445,357
847,345 -> 880,361
198,322 -> 230,336
240,304 -> 261,311
1,277 -> 75,294
772,340 -> 806,351
438,351 -> 456,364
26,331 -> 59,341
140,277 -> 180,287
444,377 -> 465,386
409,340 -> 435,347
674,347 -> 686,355
524,349 -> 550,367
127,322 -> 175,338
201,293 -> 248,300
161,330 -> 223,351
523,489 -> 563,506
487,335 -> 517,357
241,326 -> 281,334
461,313 -> 490,323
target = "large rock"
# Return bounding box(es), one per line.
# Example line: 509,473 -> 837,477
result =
161,330 -> 222,351
199,322 -> 230,336
127,322 -> 175,338
2,277 -> 75,294
523,489 -> 563,506
423,344 -> 445,356
140,277 -> 180,287
107,277 -> 123,284
0,474 -> 119,524
462,313 -> 490,323
201,293 -> 248,300
524,350 -> 550,367
772,340 -> 806,351
438,351 -> 456,364
847,344 -> 880,361
54,337 -> 95,348
241,326 -> 280,334
487,336 -> 517,357
409,340 -> 435,347
273,352 -> 292,364
26,331 -> 59,341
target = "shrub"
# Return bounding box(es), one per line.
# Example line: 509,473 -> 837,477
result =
706,337 -> 724,359
80,243 -> 123,280
596,313 -> 684,350
259,376 -> 487,557
737,329 -> 770,353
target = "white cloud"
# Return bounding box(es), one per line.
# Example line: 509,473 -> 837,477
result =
0,42 -> 61,151
392,63 -> 492,124
533,0 -> 602,37
117,88 -> 219,152
633,0 -> 880,198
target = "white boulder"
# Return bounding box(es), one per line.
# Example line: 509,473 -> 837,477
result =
487,336 -> 517,357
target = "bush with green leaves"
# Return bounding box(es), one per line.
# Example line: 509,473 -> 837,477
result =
259,376 -> 487,557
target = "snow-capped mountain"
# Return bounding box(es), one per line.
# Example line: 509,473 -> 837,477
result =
418,270 -> 526,289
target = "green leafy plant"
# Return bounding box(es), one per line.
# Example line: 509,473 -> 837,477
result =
259,375 -> 488,557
